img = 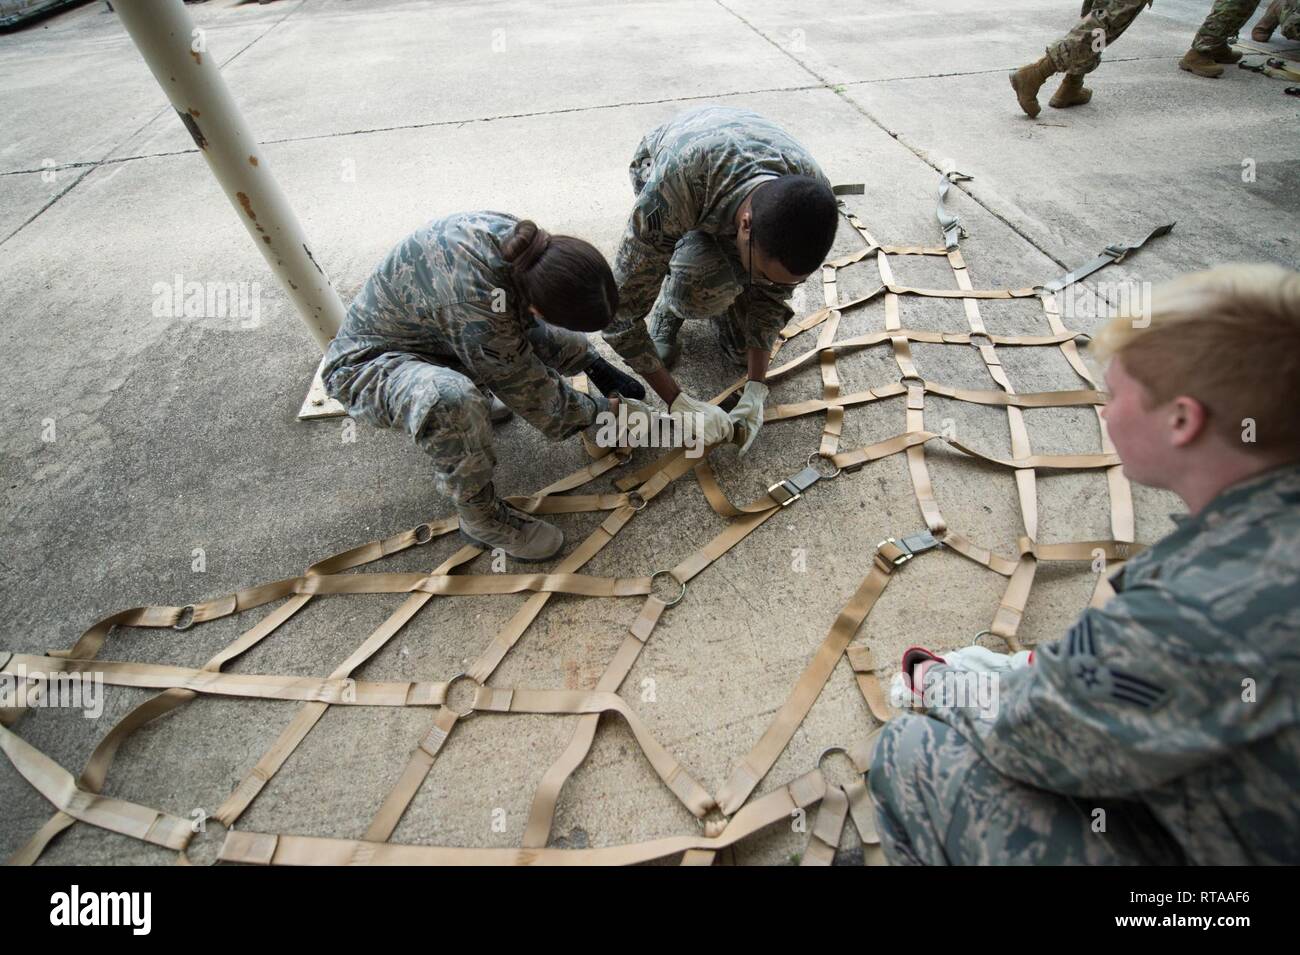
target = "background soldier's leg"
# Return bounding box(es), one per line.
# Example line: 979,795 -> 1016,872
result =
1277,0 -> 1300,38
1192,0 -> 1262,52
1253,0 -> 1284,38
1047,0 -> 1151,75
869,713 -> 1184,865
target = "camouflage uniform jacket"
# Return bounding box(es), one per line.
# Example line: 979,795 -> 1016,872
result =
322,211 -> 603,441
922,462 -> 1300,864
602,105 -> 830,376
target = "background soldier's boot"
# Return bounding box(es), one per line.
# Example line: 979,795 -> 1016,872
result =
456,482 -> 564,562
1049,73 -> 1093,108
1010,55 -> 1058,117
1179,49 -> 1225,77
479,387 -> 512,423
585,355 -> 646,400
649,309 -> 684,368
1253,0 -> 1282,42
1207,43 -> 1243,63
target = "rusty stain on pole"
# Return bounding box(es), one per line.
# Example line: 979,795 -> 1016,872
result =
115,0 -> 343,350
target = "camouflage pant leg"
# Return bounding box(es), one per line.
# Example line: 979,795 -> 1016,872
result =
1046,0 -> 1151,74
1193,0 -> 1263,50
868,713 -> 1185,865
1279,0 -> 1300,38
330,353 -> 495,504
645,230 -> 745,327
525,321 -> 598,376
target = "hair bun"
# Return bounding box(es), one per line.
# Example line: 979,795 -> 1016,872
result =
503,220 -> 551,272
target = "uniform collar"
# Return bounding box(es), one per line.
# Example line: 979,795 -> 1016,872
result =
1184,461 -> 1300,531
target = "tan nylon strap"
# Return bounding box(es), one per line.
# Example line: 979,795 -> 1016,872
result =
717,548 -> 899,815
523,597 -> 665,847
4,654 -> 448,707
473,687 -> 715,819
505,492 -> 631,514
222,769 -> 827,866
830,430 -> 1119,472
846,645 -> 892,723
843,777 -> 888,865
800,784 -> 849,866
0,721 -> 192,851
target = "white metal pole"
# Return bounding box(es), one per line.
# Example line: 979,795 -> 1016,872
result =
115,0 -> 343,349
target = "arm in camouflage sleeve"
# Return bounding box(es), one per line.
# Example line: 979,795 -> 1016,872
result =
462,303 -> 605,441
921,583 -> 1284,798
601,166 -> 697,378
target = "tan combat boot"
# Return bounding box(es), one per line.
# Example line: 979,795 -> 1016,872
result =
1049,73 -> 1093,108
1179,49 -> 1225,77
456,482 -> 564,561
1207,43 -> 1243,63
1010,55 -> 1058,118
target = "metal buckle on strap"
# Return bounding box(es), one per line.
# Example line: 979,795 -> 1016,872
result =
767,479 -> 801,506
876,530 -> 942,567
1102,243 -> 1127,262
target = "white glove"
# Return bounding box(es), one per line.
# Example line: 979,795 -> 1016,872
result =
887,644 -> 1032,708
728,380 -> 769,457
670,391 -> 733,447
941,645 -> 1033,674
612,395 -> 663,449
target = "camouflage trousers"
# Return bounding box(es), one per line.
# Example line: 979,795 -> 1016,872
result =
1193,0 -> 1265,50
326,324 -> 596,504
868,713 -> 1186,865
1288,2 -> 1300,39
645,231 -> 783,366
1046,0 -> 1153,75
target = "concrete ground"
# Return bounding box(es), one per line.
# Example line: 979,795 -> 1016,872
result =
0,0 -> 1294,865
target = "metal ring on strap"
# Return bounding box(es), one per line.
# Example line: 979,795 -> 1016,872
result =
806,451 -> 842,480
443,672 -> 480,719
899,373 -> 925,387
413,523 -> 435,545
650,570 -> 687,607
816,744 -> 850,768
173,606 -> 196,631
627,491 -> 648,512
183,818 -> 230,867
1073,332 -> 1093,344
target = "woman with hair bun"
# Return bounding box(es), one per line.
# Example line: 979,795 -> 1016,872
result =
323,212 -> 644,561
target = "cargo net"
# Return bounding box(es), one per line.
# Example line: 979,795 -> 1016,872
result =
0,179 -> 1172,865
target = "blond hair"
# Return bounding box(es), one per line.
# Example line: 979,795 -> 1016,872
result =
1089,264 -> 1300,454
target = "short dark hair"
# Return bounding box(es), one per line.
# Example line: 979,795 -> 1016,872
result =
749,175 -> 838,276
502,220 -> 619,332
